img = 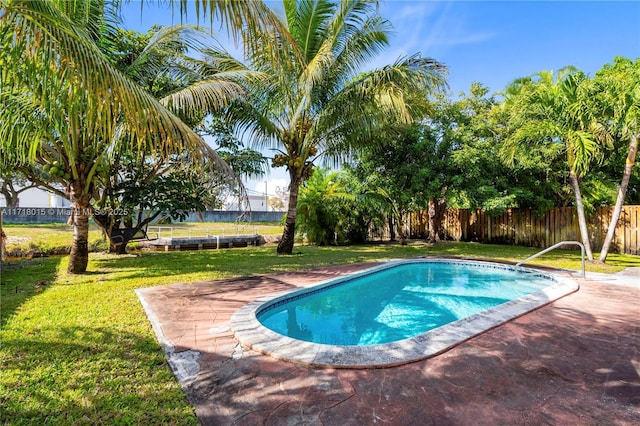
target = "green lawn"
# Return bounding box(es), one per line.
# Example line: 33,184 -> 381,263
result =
2,223 -> 108,257
1,222 -> 285,258
1,241 -> 639,424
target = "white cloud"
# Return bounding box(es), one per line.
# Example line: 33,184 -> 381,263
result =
422,2 -> 494,51
371,0 -> 495,69
377,1 -> 439,62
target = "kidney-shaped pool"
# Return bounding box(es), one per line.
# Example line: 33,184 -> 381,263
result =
231,259 -> 579,368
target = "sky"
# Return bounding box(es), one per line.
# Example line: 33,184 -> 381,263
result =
122,0 -> 640,95
120,0 -> 640,198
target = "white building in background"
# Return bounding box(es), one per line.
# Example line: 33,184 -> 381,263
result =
2,186 -> 286,211
0,187 -> 70,208
223,178 -> 289,212
48,191 -> 71,207
223,193 -> 287,212
2,180 -> 288,211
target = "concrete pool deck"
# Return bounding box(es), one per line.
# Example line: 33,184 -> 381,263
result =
136,261 -> 640,425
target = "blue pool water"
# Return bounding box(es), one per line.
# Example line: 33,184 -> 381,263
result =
257,261 -> 553,346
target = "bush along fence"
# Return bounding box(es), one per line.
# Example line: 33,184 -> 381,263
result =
407,205 -> 640,255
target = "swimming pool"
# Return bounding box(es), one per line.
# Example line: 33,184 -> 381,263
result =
231,259 -> 579,368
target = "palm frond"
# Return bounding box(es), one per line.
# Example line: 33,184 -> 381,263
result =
1,0 -> 222,165
197,46 -> 270,85
329,14 -> 392,79
567,129 -> 598,175
125,24 -> 205,82
180,0 -> 304,77
286,0 -> 335,60
160,78 -> 244,117
218,99 -> 282,152
314,54 -> 446,152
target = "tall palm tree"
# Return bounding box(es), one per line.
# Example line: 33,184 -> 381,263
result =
583,57 -> 640,263
0,0 -> 255,273
501,67 -> 611,261
220,0 -> 447,254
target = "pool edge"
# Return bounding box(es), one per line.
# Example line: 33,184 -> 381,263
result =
230,259 -> 580,369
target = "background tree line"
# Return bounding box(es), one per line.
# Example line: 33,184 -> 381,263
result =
1,0 -> 446,272
1,1 -> 637,272
296,58 -> 639,265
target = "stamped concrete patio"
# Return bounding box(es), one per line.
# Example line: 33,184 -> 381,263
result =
136,261 -> 640,425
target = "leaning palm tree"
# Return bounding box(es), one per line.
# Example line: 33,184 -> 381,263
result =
219,0 -> 447,254
0,0 -> 256,273
501,67 -> 611,261
582,57 -> 640,263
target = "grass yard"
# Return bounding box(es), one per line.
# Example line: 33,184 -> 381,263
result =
2,223 -> 108,257
1,240 -> 639,424
1,222 -> 285,258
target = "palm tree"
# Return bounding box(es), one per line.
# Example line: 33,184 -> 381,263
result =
501,67 -> 611,261
0,0 -> 254,273
219,0 -> 447,254
584,57 -> 640,263
296,168 -> 356,245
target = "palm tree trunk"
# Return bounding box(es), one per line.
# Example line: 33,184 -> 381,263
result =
598,134 -> 638,263
68,202 -> 91,273
277,172 -> 301,254
67,179 -> 91,273
569,171 -> 594,261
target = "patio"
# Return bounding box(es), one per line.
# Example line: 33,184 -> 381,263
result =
136,262 -> 640,425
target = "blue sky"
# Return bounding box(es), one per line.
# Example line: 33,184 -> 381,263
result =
377,1 -> 640,95
122,0 -> 640,96
120,0 -> 640,197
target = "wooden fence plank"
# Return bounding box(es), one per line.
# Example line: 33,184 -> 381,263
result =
407,205 -> 640,255
629,209 -> 640,254
617,208 -> 626,254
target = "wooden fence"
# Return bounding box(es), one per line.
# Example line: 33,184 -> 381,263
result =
407,205 -> 640,255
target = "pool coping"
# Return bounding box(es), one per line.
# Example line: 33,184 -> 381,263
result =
230,258 -> 579,368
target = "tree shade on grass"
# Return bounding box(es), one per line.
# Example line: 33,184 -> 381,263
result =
2,243 -> 638,424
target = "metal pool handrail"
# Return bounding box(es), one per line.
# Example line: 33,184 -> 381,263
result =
516,241 -> 586,279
